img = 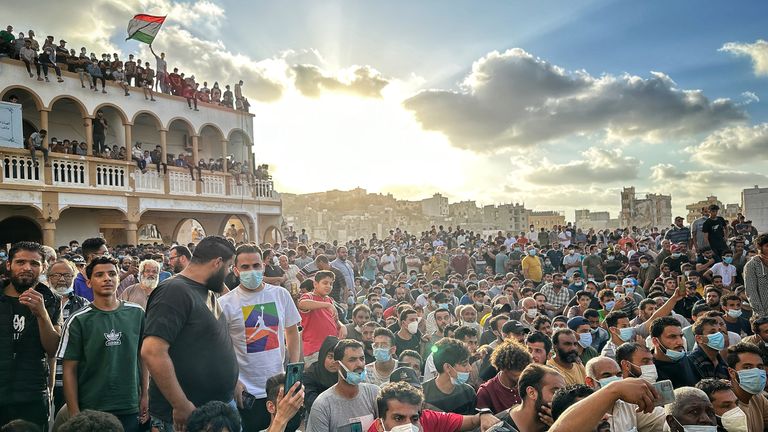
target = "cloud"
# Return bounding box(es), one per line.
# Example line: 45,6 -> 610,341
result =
720,40 -> 768,76
741,91 -> 760,105
291,64 -> 389,98
685,123 -> 768,166
650,163 -> 768,199
404,48 -> 747,152
524,148 -> 639,185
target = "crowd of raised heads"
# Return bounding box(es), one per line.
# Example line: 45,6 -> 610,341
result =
2,207 -> 768,432
0,24 -> 251,111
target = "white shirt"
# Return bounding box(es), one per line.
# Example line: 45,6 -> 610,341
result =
609,400 -> 666,432
380,254 -> 396,273
711,262 -> 737,286
218,283 -> 301,398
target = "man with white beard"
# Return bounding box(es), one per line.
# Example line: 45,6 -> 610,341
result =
119,259 -> 160,309
49,258 -> 90,416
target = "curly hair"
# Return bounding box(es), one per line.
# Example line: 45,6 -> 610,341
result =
490,339 -> 532,372
58,410 -> 123,432
186,400 -> 242,432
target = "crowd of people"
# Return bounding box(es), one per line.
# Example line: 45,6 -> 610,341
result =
0,25 -> 251,112
2,204 -> 768,432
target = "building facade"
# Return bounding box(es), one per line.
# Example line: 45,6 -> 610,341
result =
620,187 -> 672,228
528,210 -> 566,230
0,58 -> 282,247
742,185 -> 768,233
421,193 -> 449,218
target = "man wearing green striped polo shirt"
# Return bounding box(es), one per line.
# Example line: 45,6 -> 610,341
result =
57,255 -> 149,432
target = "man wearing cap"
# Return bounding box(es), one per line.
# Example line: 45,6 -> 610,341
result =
501,320 -> 530,345
567,317 -> 599,364
662,243 -> 689,275
547,328 -> 587,385
703,204 -> 729,258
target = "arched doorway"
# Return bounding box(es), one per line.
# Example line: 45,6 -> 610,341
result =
0,216 -> 42,244
1,86 -> 43,142
263,225 -> 282,244
48,97 -> 87,148
138,223 -> 162,243
174,219 -> 206,245
222,215 -> 249,243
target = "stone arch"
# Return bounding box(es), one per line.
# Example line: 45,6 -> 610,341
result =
262,225 -> 282,244
93,103 -> 129,124
0,85 -> 45,110
199,123 -> 225,163
94,104 -> 129,151
132,110 -> 163,127
199,123 -> 225,139
166,117 -> 195,135
0,216 -> 42,244
219,214 -> 254,243
48,96 -> 89,145
167,117 -> 196,160
173,218 -> 206,245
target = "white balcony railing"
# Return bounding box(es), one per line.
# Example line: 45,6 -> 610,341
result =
133,169 -> 164,193
2,153 -> 42,184
201,173 -> 226,196
95,162 -> 128,190
253,180 -> 277,199
51,158 -> 87,187
169,171 -> 195,195
230,179 -> 250,198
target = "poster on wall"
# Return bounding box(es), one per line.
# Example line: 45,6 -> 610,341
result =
0,101 -> 23,149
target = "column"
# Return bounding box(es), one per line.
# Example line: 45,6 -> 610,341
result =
84,117 -> 93,156
42,221 -> 56,247
159,129 -> 169,193
191,135 -> 200,194
39,109 -> 49,148
125,222 -> 138,246
220,139 -> 228,173
124,123 -> 132,161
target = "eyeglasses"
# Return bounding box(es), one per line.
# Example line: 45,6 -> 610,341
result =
49,273 -> 74,279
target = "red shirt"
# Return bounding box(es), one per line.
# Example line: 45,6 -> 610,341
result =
476,374 -> 521,413
299,292 -> 337,355
366,410 -> 463,432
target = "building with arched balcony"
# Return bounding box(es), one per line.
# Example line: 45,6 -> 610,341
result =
0,58 -> 282,247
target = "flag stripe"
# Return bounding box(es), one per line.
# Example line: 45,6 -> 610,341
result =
133,14 -> 166,24
130,31 -> 156,44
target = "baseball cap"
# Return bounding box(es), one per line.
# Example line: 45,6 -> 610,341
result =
567,316 -> 589,331
670,244 -> 682,252
502,320 -> 530,335
71,255 -> 85,265
390,367 -> 421,389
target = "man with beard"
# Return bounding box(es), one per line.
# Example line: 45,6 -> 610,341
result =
168,245 -> 192,274
119,259 -> 160,309
48,258 -> 89,415
141,236 -> 238,432
307,339 -> 380,431
547,328 -> 587,386
0,241 -> 62,430
500,363 -> 564,431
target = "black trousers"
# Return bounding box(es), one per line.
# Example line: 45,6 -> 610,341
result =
0,398 -> 48,431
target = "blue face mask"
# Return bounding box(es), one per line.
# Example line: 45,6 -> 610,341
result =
737,367 -> 767,394
373,348 -> 391,363
658,340 -> 686,361
618,327 -> 634,342
598,375 -> 622,388
339,362 -> 367,386
608,282 -> 617,289
723,257 -> 734,264
578,332 -> 593,348
239,270 -> 263,290
452,369 -> 470,385
528,249 -> 536,255
704,332 -> 725,351
438,303 -> 450,310
605,300 -> 616,311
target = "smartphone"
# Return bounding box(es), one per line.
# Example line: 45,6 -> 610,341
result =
285,362 -> 304,394
652,379 -> 675,406
349,422 -> 363,432
241,390 -> 256,409
677,275 -> 686,296
616,293 -> 625,300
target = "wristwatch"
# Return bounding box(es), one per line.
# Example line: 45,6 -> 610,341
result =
476,407 -> 494,416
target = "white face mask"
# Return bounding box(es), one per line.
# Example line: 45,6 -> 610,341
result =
719,406 -> 748,432
407,321 -> 419,335
526,308 -> 537,318
380,419 -> 419,432
637,364 -> 658,383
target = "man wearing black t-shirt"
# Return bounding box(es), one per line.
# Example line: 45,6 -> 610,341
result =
702,205 -> 729,258
141,236 -> 238,432
395,309 -> 423,356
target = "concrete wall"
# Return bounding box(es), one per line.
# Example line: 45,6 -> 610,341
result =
743,186 -> 768,232
55,208 -> 102,246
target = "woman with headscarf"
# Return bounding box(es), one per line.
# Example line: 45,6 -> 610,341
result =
303,335 -> 339,413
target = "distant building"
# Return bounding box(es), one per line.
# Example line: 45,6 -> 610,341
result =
685,196 -> 741,224
528,211 -> 566,230
483,203 -> 529,233
574,209 -> 619,230
620,187 -> 672,228
742,185 -> 768,232
421,193 -> 449,218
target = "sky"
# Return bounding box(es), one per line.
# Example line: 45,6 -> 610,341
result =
11,0 -> 768,219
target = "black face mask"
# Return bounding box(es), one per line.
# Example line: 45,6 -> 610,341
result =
205,264 -> 227,293
556,347 -> 579,363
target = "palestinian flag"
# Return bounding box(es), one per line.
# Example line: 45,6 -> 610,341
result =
126,14 -> 166,44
